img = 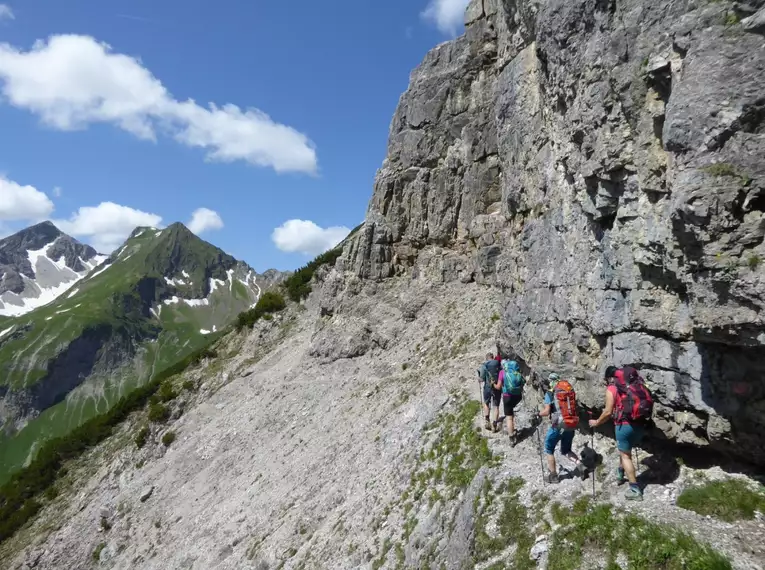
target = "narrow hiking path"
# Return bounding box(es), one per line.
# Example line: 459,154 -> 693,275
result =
475,390 -> 765,570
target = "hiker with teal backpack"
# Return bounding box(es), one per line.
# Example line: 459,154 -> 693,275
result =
589,365 -> 654,501
477,350 -> 502,432
499,360 -> 524,446
539,373 -> 588,483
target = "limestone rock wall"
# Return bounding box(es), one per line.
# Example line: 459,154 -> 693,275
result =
337,0 -> 765,466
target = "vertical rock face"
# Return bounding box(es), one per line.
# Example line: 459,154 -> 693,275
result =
339,0 -> 765,466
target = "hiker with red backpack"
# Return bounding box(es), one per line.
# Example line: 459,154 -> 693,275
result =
589,365 -> 654,501
539,373 -> 588,483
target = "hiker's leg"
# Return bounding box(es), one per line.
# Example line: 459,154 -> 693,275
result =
491,390 -> 501,427
616,425 -> 638,483
503,396 -> 515,435
544,428 -> 559,474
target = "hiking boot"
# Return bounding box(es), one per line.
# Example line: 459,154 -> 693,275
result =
616,467 -> 626,486
545,471 -> 560,484
484,418 -> 492,431
492,421 -> 500,433
574,462 -> 588,480
625,486 -> 643,501
509,433 -> 517,448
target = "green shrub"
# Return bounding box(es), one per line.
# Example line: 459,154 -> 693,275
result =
747,254 -> 762,271
158,382 -> 178,403
182,380 -> 196,392
134,426 -> 150,448
282,248 -> 343,303
235,291 -> 287,330
161,431 -> 176,447
677,479 -> 765,522
148,402 -> 170,423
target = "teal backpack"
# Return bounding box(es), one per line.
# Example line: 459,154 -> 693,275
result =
502,360 -> 525,396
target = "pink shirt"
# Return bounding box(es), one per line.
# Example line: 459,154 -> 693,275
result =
607,384 -> 629,425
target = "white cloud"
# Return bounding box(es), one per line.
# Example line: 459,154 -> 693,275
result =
271,219 -> 351,256
0,176 -> 55,221
0,4 -> 14,21
187,207 -> 223,235
54,201 -> 162,253
52,186 -> 62,197
0,34 -> 318,174
421,0 -> 470,35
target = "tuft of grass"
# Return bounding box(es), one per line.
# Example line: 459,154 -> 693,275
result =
747,254 -> 762,271
677,478 -> 765,522
182,380 -> 196,392
134,426 -> 150,449
724,11 -> 740,26
148,402 -> 170,423
161,431 -> 176,447
490,312 -> 501,322
92,542 -> 106,561
702,163 -> 751,185
158,381 -> 178,403
547,500 -> 732,570
472,476 -> 533,567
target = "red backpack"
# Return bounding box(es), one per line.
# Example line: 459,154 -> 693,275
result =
551,380 -> 579,430
613,366 -> 654,423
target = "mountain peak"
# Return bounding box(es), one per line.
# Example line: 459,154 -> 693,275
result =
0,222 -> 103,316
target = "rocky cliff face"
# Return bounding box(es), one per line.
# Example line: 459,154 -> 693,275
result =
338,0 -> 765,466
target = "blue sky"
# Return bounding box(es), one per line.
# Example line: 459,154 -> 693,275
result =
0,0 -> 470,271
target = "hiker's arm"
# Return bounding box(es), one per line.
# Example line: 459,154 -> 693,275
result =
589,390 -> 615,428
539,404 -> 551,417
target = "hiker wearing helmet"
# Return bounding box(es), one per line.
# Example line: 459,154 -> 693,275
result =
499,360 -> 525,447
589,366 -> 654,501
477,351 -> 502,432
539,373 -> 588,484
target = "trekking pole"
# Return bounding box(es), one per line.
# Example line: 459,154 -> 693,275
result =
535,423 -> 546,487
588,411 -> 595,498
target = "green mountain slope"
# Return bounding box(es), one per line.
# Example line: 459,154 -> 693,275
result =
0,222 -> 273,481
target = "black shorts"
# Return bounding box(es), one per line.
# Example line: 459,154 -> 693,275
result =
483,385 -> 501,407
503,393 -> 522,416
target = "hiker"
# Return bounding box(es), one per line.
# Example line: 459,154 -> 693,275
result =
499,360 -> 524,446
477,351 -> 502,432
539,373 -> 587,483
589,366 -> 653,501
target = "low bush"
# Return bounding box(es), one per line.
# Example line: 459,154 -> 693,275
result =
148,402 -> 170,423
134,426 -> 150,448
282,248 -> 343,302
161,431 -> 176,447
158,381 -> 178,403
236,291 -> 287,330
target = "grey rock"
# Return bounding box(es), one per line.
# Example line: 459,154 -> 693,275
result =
742,6 -> 765,33
139,486 -> 154,502
530,534 -> 548,560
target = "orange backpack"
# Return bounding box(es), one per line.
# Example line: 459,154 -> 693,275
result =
551,380 -> 579,431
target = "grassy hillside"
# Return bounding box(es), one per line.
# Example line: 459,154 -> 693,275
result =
0,223 -> 263,482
